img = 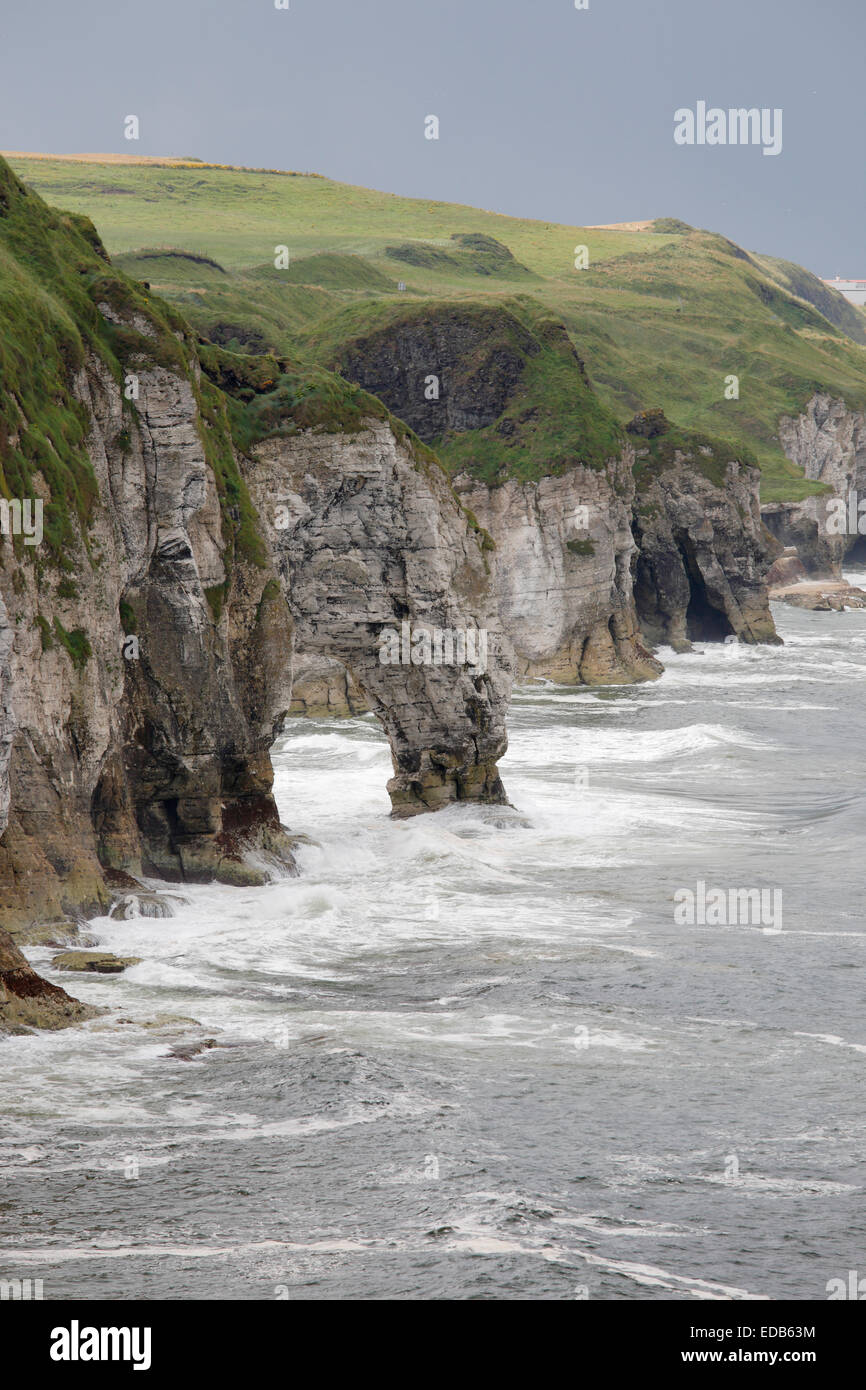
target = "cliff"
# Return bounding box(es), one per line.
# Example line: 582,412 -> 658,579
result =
456,451 -> 661,685
0,159 -> 512,1022
629,412 -> 780,649
315,302 -> 778,679
317,301 -> 658,684
0,159 -> 298,955
244,419 -> 511,813
0,156 -> 788,1031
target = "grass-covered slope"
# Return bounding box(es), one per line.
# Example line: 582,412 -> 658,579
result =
543,231 -> 866,501
2,156 -> 674,274
755,254 -> 866,348
7,153 -> 866,502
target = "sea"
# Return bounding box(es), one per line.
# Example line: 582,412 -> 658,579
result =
2,578 -> 865,1301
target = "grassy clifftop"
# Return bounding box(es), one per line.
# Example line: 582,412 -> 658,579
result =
2,156 -> 675,274
6,154 -> 866,501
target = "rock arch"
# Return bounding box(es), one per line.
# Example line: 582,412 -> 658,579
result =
245,421 -> 513,815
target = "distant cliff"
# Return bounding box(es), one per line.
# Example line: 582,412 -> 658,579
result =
762,395 -> 866,575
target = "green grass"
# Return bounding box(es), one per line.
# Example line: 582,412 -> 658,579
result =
52,617 -> 91,668
7,154 -> 866,501
119,598 -> 137,634
0,162 -> 105,566
4,157 -> 674,274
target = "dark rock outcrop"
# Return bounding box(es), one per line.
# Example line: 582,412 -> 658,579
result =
0,930 -> 99,1033
333,302 -> 539,442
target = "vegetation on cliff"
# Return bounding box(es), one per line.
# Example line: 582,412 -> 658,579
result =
296,297 -> 625,485
629,408 -> 757,495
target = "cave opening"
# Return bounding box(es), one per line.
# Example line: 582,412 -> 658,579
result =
845,535 -> 866,567
676,531 -> 735,642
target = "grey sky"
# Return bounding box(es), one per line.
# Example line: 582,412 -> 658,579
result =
1,0 -> 863,274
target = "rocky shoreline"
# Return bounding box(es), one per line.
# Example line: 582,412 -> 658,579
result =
769,578 -> 866,611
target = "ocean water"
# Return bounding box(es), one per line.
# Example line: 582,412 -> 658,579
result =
2,582 -> 865,1301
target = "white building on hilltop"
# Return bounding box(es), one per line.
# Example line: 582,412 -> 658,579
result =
821,276 -> 866,306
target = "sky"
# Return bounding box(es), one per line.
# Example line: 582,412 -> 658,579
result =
0,0 -> 863,275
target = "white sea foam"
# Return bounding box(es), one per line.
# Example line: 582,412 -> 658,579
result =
3,606 -> 865,1301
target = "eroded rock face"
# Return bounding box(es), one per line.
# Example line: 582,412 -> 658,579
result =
2,369 -> 514,942
632,452 -> 780,650
766,548 -> 808,589
318,302 -> 659,690
762,395 -> 866,574
0,349 -> 297,941
455,448 -> 661,685
245,423 -> 513,815
0,592 -> 13,833
779,395 -> 866,502
761,501 -> 842,579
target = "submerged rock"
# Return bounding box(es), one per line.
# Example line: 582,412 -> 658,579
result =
168,1037 -> 219,1062
51,950 -> 142,974
135,1014 -> 202,1032
108,891 -> 185,920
